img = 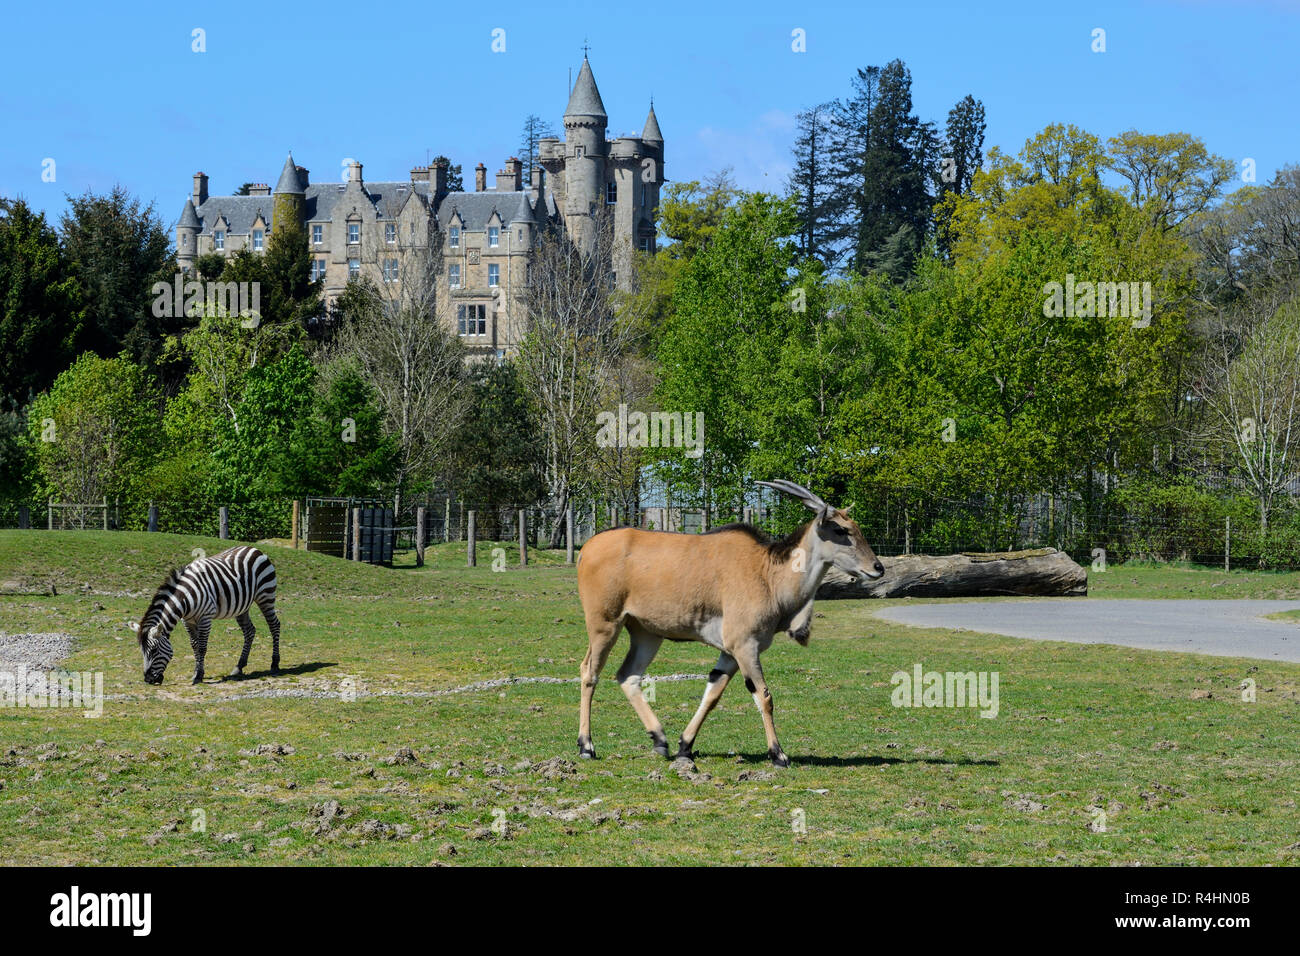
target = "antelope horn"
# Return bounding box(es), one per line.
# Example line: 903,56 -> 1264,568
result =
756,479 -> 830,514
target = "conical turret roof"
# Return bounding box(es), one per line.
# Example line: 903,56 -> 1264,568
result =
564,57 -> 607,120
179,197 -> 200,228
275,152 -> 304,194
642,103 -> 663,145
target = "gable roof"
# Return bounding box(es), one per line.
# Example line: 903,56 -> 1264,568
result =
437,190 -> 541,231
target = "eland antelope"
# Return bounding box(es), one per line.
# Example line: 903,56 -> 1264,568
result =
575,479 -> 884,767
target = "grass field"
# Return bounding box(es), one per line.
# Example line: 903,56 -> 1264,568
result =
1,530 -> 1298,865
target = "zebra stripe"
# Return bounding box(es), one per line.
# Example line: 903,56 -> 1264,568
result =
136,545 -> 281,685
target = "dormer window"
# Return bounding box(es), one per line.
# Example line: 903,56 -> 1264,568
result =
449,225 -> 460,248
488,226 -> 499,248
348,223 -> 360,244
253,228 -> 264,251
214,230 -> 225,250
312,224 -> 323,245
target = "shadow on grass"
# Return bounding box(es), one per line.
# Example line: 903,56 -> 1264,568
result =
224,661 -> 337,681
726,752 -> 1000,768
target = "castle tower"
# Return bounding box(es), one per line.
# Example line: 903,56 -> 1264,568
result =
561,55 -> 608,250
176,197 -> 201,271
272,151 -> 307,243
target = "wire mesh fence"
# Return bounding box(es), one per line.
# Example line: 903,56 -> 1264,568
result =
3,485 -> 1299,570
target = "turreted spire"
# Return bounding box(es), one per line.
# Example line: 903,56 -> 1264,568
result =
564,56 -> 607,121
642,102 -> 663,145
179,197 -> 200,228
275,152 -> 304,194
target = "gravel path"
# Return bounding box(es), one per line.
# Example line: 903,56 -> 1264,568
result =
871,599 -> 1300,662
0,632 -> 79,698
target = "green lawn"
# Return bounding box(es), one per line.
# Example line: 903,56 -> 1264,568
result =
1,531 -> 1297,865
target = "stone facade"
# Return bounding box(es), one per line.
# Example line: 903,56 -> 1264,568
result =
175,56 -> 663,357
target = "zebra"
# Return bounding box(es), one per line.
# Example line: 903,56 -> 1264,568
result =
129,545 -> 282,685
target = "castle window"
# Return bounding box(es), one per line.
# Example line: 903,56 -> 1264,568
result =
449,264 -> 461,288
348,258 -> 360,278
214,230 -> 225,250
457,303 -> 487,336
574,145 -> 584,158
449,225 -> 460,248
488,226 -> 499,248
311,259 -> 326,281
488,263 -> 499,287
385,223 -> 396,244
640,236 -> 653,253
312,225 -> 323,245
253,229 -> 264,251
383,258 -> 399,282
606,182 -> 617,204
348,223 -> 360,244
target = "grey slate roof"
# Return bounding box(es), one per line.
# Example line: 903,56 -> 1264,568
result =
275,153 -> 304,194
437,190 -> 539,230
178,198 -> 200,228
194,196 -> 274,235
564,57 -> 606,119
642,104 -> 663,144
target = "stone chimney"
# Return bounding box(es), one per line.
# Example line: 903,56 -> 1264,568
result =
475,163 -> 487,192
410,165 -> 430,182
348,161 -> 363,184
193,172 -> 208,205
499,157 -> 522,191
431,159 -> 448,199
247,183 -> 271,196
529,164 -> 543,200
296,166 -> 310,187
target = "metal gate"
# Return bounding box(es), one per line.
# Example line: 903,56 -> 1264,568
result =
304,497 -> 392,564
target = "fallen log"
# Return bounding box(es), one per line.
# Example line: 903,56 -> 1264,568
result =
818,547 -> 1087,599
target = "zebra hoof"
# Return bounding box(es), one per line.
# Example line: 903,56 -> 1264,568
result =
191,673 -> 204,685
227,667 -> 244,679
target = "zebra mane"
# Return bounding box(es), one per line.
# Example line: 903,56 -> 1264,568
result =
137,568 -> 184,640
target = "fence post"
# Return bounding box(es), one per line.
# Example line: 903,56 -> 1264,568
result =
103,497 -> 109,531
1225,516 -> 1231,573
352,507 -> 362,562
519,509 -> 528,567
18,504 -> 29,530
743,505 -> 753,526
219,506 -> 229,540
416,506 -> 426,568
566,507 -> 575,564
48,497 -> 53,531
444,496 -> 451,543
467,510 -> 477,567
609,504 -> 617,529
148,502 -> 158,533
291,500 -> 300,549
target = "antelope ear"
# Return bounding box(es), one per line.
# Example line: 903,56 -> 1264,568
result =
127,621 -> 140,633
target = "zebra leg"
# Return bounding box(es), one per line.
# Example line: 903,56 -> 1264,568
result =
260,599 -> 281,674
191,618 -> 211,684
230,612 -> 256,678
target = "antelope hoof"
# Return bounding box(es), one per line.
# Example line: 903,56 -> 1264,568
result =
770,749 -> 791,768
650,734 -> 670,759
789,626 -> 810,646
578,737 -> 596,759
674,742 -> 694,761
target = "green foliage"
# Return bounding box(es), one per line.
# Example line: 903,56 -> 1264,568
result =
26,352 -> 161,503
0,198 -> 83,404
448,360 -> 545,507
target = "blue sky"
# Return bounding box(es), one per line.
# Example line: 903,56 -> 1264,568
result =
2,0 -> 1297,230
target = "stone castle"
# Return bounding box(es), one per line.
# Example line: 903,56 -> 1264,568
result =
175,56 -> 664,357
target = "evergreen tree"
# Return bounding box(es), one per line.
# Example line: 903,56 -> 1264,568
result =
787,102 -> 839,267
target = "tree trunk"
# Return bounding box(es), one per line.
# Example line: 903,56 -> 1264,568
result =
817,548 -> 1087,600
